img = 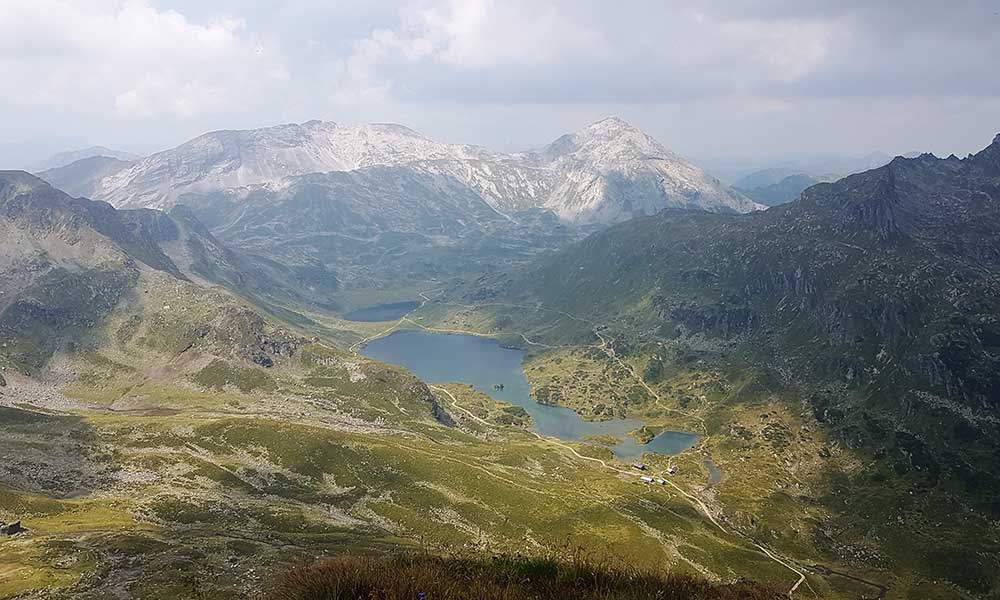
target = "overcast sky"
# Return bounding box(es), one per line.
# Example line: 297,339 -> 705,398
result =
1,0 -> 998,168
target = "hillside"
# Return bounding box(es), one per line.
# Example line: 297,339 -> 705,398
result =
464,137 -> 1000,596
37,156 -> 135,199
0,171 -> 338,334
0,170 -> 819,599
509,140 -> 1000,417
735,173 -> 820,206
263,554 -> 778,600
180,166 -> 582,290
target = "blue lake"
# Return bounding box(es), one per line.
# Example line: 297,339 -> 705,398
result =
361,329 -> 698,459
343,301 -> 420,322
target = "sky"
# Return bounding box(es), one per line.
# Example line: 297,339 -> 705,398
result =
1,0 -> 998,169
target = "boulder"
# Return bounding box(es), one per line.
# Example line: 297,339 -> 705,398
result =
1,521 -> 23,535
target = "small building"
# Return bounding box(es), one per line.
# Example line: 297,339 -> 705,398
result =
666,467 -> 676,475
632,463 -> 647,471
639,476 -> 653,483
655,478 -> 666,485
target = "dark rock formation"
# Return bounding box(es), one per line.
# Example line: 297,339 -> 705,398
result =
407,381 -> 456,427
661,300 -> 755,336
0,521 -> 23,535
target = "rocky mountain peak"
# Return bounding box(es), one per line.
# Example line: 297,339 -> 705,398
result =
0,170 -> 49,198
62,117 -> 758,222
584,116 -> 641,134
567,116 -> 667,156
970,132 -> 1000,174
0,172 -> 71,216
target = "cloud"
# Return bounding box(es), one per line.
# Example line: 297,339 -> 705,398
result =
0,0 -> 997,163
329,1 -> 844,104
0,0 -> 284,119
326,0 -> 610,106
325,0 -> 1000,106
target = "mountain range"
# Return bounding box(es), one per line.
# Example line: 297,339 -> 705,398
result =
45,117 -> 761,225
730,151 -> 927,206
35,117 -> 761,292
0,165 -> 778,599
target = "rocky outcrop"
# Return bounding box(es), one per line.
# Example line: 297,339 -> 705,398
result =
0,521 -> 23,535
407,381 -> 455,427
658,300 -> 755,336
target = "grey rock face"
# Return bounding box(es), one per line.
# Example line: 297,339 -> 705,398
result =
81,117 -> 760,224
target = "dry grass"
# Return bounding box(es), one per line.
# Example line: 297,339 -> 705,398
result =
261,553 -> 781,600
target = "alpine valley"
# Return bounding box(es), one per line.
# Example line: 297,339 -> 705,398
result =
1,118 -> 998,600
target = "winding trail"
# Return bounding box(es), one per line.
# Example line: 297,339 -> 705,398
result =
590,329 -> 709,433
347,289 -> 443,352
352,292 -> 815,598
431,380 -> 809,597
428,384 -> 491,427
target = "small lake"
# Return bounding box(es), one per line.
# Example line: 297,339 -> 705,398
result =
702,457 -> 723,487
361,329 -> 698,460
343,301 -> 420,322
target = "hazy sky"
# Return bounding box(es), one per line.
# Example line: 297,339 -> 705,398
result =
1,0 -> 998,167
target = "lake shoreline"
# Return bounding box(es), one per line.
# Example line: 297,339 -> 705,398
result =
361,329 -> 698,460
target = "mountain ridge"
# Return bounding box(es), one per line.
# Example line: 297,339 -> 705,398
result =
30,145 -> 140,172
504,131 -> 1000,459
76,117 -> 761,223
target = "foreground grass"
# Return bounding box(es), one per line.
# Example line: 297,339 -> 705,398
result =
261,553 -> 780,600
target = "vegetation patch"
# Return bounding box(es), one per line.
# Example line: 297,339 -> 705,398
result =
193,359 -> 277,393
262,553 -> 779,600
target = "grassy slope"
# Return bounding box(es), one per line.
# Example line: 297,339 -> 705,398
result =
0,272 -> 827,599
400,281 -> 991,597
4,162 -> 996,598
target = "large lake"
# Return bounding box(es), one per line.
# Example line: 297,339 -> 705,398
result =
361,329 -> 698,460
343,301 -> 420,322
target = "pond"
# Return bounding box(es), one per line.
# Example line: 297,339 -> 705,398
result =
343,300 -> 420,322
360,329 -> 698,460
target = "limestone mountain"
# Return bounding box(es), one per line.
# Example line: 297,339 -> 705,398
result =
524,117 -> 762,221
71,117 -> 759,224
180,166 -> 580,289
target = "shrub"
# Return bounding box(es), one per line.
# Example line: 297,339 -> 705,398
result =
260,553 -> 779,600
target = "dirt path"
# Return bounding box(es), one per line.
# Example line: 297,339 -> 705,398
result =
348,288 -> 445,352
591,329 -> 708,432
436,384 -> 808,596
428,384 -> 491,427
410,295 -> 817,598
